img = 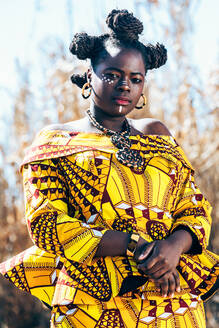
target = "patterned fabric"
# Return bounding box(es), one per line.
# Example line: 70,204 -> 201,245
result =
50,295 -> 206,328
0,246 -> 63,305
0,130 -> 218,327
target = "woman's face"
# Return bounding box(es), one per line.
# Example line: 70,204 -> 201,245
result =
90,47 -> 146,117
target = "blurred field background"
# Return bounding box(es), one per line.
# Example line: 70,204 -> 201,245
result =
0,0 -> 218,327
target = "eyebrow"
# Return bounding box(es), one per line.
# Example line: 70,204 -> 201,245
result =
104,67 -> 144,77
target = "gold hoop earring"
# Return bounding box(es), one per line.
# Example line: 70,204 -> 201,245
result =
82,82 -> 92,99
135,94 -> 147,110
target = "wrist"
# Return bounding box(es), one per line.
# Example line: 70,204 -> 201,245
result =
167,229 -> 193,255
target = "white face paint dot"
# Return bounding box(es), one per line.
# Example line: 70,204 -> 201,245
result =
101,74 -> 115,85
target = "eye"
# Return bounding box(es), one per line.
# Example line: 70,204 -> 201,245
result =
131,77 -> 142,84
106,73 -> 120,80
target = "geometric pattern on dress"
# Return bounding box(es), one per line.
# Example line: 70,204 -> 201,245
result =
50,297 -> 206,328
171,170 -> 212,250
50,305 -> 98,328
65,258 -> 112,302
26,138 -> 219,304
179,254 -> 213,290
23,158 -> 106,267
31,211 -> 64,256
131,135 -> 193,171
24,161 -> 67,209
138,297 -> 206,327
1,131 -> 218,309
95,309 -> 125,328
111,256 -> 141,291
0,245 -> 63,307
146,219 -> 169,240
58,153 -> 110,224
24,161 -> 67,256
3,262 -> 29,292
197,264 -> 219,301
0,248 -> 30,292
109,155 -> 180,241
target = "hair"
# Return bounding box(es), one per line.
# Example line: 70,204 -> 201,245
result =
69,9 -> 167,88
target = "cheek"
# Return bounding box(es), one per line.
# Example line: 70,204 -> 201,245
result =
129,85 -> 144,107
132,84 -> 144,99
100,74 -> 115,85
92,76 -> 113,97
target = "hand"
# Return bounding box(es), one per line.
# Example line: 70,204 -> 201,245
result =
133,237 -> 155,262
150,268 -> 180,298
137,239 -> 182,297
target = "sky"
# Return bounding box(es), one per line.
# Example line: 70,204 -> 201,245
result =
0,0 -> 218,115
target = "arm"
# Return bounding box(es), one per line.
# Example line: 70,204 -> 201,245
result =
136,166 -> 212,297
94,230 -> 129,257
22,158 -> 111,265
23,157 -> 146,265
170,167 -> 212,253
136,233 -> 189,298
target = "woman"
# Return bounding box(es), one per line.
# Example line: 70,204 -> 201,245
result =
0,9 -> 218,328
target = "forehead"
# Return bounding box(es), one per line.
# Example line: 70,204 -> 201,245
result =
95,47 -> 146,75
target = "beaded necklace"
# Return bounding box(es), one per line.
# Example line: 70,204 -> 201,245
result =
86,109 -> 144,171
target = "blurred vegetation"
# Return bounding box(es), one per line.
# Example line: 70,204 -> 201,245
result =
0,0 -> 218,327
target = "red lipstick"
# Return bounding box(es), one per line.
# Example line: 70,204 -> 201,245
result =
113,97 -> 131,106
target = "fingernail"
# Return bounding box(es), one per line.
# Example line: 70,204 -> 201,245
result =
177,287 -> 181,292
171,293 -> 174,298
138,254 -> 144,260
163,294 -> 167,298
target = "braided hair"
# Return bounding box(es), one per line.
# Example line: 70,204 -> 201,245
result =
70,9 -> 167,88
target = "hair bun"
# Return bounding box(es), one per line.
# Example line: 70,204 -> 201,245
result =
70,72 -> 87,88
145,43 -> 167,70
69,33 -> 96,60
106,9 -> 143,42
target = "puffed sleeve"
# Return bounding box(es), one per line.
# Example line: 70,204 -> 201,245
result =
171,166 -> 212,254
22,158 -> 108,265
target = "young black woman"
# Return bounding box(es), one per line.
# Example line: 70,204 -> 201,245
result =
0,9 -> 218,328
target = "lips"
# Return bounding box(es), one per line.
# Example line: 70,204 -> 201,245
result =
113,96 -> 131,105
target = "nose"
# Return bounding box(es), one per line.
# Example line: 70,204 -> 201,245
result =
116,80 -> 130,92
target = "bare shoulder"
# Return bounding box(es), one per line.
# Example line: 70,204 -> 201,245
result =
130,117 -> 172,136
41,118 -> 87,133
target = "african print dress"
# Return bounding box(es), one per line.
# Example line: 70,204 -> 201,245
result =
0,130 -> 218,328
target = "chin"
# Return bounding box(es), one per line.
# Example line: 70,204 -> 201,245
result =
111,105 -> 134,116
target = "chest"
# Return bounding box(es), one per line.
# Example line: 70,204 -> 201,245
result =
58,149 -> 185,239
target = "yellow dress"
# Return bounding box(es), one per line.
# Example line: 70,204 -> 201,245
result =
0,130 -> 218,328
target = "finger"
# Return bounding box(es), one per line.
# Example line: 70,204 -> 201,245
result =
138,242 -> 155,261
159,276 -> 169,298
152,280 -> 161,293
173,270 -> 181,293
137,255 -> 158,275
167,273 -> 176,298
143,260 -> 165,276
150,266 -> 170,280
139,251 -> 161,272
137,263 -> 149,275
142,261 -> 169,280
137,257 -> 159,275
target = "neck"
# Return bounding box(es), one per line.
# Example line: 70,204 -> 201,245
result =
89,104 -> 127,133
